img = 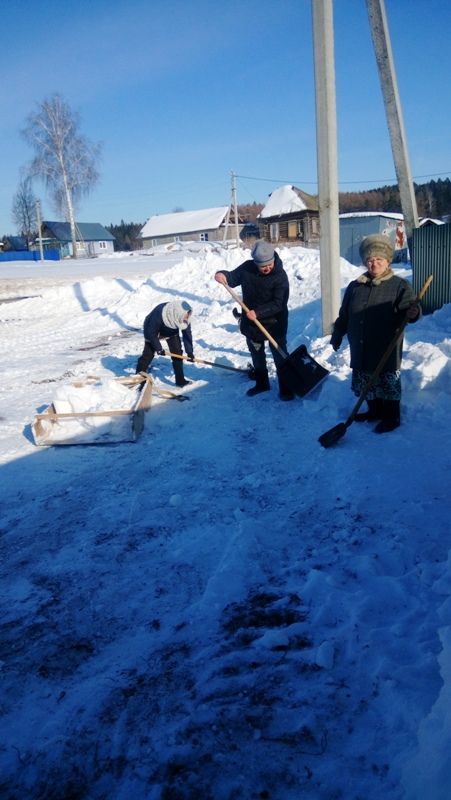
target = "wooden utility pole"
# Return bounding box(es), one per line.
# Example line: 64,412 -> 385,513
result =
231,171 -> 240,247
35,200 -> 44,261
367,0 -> 419,238
312,0 -> 341,335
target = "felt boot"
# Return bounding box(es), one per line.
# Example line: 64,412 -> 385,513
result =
374,400 -> 401,433
277,370 -> 295,401
355,398 -> 383,422
173,358 -> 192,388
246,370 -> 270,396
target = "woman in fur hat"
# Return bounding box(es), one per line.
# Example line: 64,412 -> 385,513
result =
330,234 -> 421,433
136,300 -> 194,387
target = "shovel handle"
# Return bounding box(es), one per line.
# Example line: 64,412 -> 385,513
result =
165,351 -> 248,374
221,283 -> 288,356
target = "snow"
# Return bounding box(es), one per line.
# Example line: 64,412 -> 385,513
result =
259,185 -> 308,217
0,242 -> 450,799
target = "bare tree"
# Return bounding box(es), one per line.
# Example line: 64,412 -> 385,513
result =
11,177 -> 37,245
22,94 -> 101,258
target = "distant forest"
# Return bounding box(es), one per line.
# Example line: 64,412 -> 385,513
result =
338,178 -> 451,218
240,179 -> 451,221
106,179 -> 451,250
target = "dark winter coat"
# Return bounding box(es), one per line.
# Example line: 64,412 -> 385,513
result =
221,252 -> 289,342
143,302 -> 194,356
330,270 -> 420,372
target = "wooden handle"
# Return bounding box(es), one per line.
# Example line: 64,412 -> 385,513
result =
221,283 -> 287,356
166,351 -> 247,373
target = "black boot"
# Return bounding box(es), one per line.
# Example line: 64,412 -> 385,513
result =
136,357 -> 149,374
173,358 -> 192,388
246,370 -> 270,396
374,400 -> 401,433
247,363 -> 256,380
355,398 -> 383,422
277,370 -> 295,401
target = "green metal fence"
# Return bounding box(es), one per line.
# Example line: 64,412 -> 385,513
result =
411,224 -> 451,314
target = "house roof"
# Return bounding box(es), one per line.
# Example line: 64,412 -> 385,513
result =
339,211 -> 404,221
43,221 -> 115,242
339,212 -> 444,226
258,185 -> 318,218
140,207 -> 230,238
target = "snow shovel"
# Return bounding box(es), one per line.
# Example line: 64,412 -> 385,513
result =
318,274 -> 433,449
222,284 -> 329,397
165,351 -> 248,374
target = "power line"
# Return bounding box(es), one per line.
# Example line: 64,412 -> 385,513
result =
236,170 -> 451,187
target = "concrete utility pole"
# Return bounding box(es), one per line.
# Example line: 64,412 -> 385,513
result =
311,0 -> 341,336
35,199 -> 44,261
367,0 -> 419,238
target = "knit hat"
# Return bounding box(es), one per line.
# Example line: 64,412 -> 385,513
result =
162,300 -> 192,330
251,240 -> 275,266
359,234 -> 394,265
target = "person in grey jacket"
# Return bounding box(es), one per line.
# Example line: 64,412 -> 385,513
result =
215,240 -> 293,400
136,300 -> 194,387
330,234 -> 421,433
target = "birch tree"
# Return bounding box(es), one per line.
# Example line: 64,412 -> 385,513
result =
11,177 -> 37,245
22,94 -> 101,258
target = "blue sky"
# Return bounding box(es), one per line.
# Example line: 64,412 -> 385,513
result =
1,0 -> 450,235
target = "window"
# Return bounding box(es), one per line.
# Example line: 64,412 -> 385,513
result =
200,232 -> 209,241
270,223 -> 279,242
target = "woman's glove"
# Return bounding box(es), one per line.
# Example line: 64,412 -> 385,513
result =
187,353 -> 195,362
405,303 -> 420,321
158,348 -> 166,356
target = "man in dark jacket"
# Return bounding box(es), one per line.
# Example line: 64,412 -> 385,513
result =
330,234 -> 421,432
136,300 -> 194,387
215,241 -> 293,399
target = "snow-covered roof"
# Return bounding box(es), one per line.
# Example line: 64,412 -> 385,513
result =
419,217 -> 444,226
140,207 -> 229,238
258,185 -> 318,218
339,211 -> 405,221
339,212 -> 445,226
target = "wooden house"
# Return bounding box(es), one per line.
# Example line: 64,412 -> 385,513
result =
258,185 -> 320,246
140,206 -> 244,247
40,221 -> 115,258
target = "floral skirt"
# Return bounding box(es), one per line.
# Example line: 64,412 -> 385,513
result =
352,369 -> 401,401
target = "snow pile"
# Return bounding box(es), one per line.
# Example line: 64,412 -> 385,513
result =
52,378 -> 138,414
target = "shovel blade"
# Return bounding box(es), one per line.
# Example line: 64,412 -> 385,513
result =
318,422 -> 348,448
279,345 -> 329,398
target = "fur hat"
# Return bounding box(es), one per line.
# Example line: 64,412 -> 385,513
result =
359,234 -> 394,265
251,240 -> 275,266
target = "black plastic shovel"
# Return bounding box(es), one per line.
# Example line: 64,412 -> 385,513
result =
319,274 -> 433,448
223,283 -> 329,397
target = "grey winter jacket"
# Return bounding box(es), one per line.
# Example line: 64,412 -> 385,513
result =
330,271 -> 420,372
220,252 -> 289,342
